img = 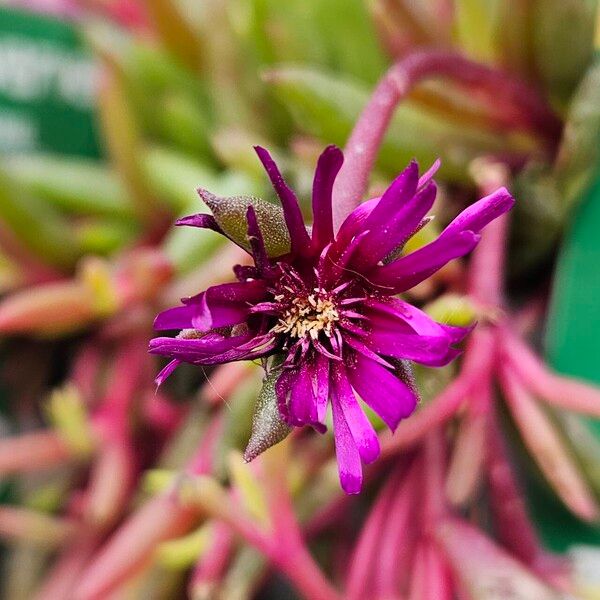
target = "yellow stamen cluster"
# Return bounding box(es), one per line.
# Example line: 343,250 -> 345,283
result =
272,292 -> 340,340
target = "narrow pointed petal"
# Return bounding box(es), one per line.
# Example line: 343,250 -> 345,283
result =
154,305 -> 196,331
311,145 -> 343,249
371,188 -> 513,291
331,397 -> 363,494
254,146 -> 311,254
371,230 -> 480,292
354,182 -> 437,270
332,365 -> 380,464
442,187 -> 515,237
176,213 -> 223,233
348,354 -> 418,431
288,367 -> 317,426
367,331 -> 456,366
417,158 -> 441,189
365,296 -> 471,341
366,161 -> 419,226
181,280 -> 267,331
344,335 -> 395,368
155,359 -> 181,386
335,197 -> 379,248
275,369 -> 294,424
245,206 -> 270,273
149,332 -> 253,362
314,353 -> 329,423
149,332 -> 277,367
352,163 -> 435,269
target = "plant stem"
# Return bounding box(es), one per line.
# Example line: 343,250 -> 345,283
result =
332,49 -> 560,230
468,160 -> 511,306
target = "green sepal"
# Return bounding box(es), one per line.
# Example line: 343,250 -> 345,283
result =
243,368 -> 292,463
198,189 -> 291,257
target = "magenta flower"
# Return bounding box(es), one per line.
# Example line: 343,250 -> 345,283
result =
150,146 -> 514,493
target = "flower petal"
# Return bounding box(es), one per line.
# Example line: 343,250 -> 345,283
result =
353,181 -> 436,269
312,145 -> 344,249
331,396 -> 363,494
245,206 -> 270,274
335,196 -> 379,247
365,297 -> 472,343
154,304 -> 196,331
332,365 -> 380,464
371,230 -> 480,292
367,331 -> 456,366
149,332 -> 276,366
154,359 -> 181,386
314,353 -> 330,423
186,280 -> 267,331
370,188 -> 514,292
417,158 -> 441,189
176,213 -> 224,233
288,366 -> 318,426
254,146 -> 312,255
149,332 -> 251,361
442,187 -> 515,237
347,354 -> 418,431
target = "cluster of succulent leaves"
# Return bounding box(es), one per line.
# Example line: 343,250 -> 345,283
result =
0,0 -> 597,282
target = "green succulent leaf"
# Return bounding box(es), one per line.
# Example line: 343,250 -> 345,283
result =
454,0 -> 499,63
554,59 -> 600,211
0,168 -> 82,269
531,0 -> 596,105
3,155 -> 134,220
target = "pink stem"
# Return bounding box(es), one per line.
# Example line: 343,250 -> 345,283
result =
0,506 -> 77,545
379,365 -> 478,458
74,493 -> 200,600
409,542 -> 452,600
346,469 -> 401,599
33,533 -> 99,600
262,456 -> 342,600
487,423 -> 543,566
499,362 -> 600,522
468,161 -> 511,306
468,214 -> 509,306
85,438 -> 136,529
332,49 -> 560,229
0,221 -> 61,285
500,326 -> 600,418
189,522 -> 234,598
423,430 -> 447,526
74,415 -> 222,600
0,431 -> 73,475
70,341 -> 103,406
375,458 -> 422,597
445,380 -> 491,507
99,337 -> 148,426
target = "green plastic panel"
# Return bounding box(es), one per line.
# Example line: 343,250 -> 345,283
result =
0,6 -> 101,157
539,175 -> 600,551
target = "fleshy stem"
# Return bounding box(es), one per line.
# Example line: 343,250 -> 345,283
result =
331,49 -> 561,230
195,472 -> 341,600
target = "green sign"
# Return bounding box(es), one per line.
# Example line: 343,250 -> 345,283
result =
0,6 -> 101,157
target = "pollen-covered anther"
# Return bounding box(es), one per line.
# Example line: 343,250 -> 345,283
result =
272,293 -> 340,340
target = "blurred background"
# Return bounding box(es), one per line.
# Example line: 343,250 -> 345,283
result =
1,1 -> 600,599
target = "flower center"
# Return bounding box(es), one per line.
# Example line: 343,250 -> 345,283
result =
272,291 -> 340,340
